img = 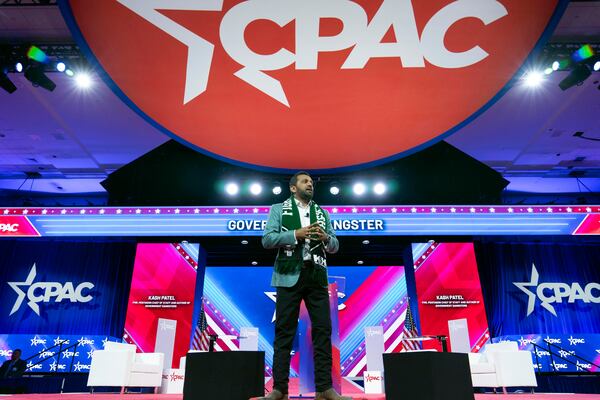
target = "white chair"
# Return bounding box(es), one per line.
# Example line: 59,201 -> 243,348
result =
87,342 -> 164,394
468,342 -> 537,394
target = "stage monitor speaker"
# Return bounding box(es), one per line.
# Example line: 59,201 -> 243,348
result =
183,351 -> 264,400
383,352 -> 474,400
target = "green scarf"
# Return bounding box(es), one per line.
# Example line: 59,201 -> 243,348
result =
277,196 -> 328,285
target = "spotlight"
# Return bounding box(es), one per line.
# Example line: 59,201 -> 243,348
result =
24,64 -> 56,91
225,182 -> 239,196
55,62 -> 66,72
250,183 -> 262,196
65,69 -> 74,77
559,64 -> 591,91
272,185 -> 282,195
330,186 -> 340,195
572,44 -> 594,63
594,61 -> 600,72
75,72 -> 92,89
373,182 -> 386,195
353,182 -> 366,196
544,67 -> 553,75
522,70 -> 544,88
26,46 -> 49,64
15,62 -> 23,73
552,59 -> 570,71
0,71 -> 17,94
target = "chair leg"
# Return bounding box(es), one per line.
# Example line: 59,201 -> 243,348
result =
502,387 -> 508,395
120,386 -> 125,395
154,387 -> 159,394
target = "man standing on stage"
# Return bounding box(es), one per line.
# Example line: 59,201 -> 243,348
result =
258,172 -> 349,400
0,349 -> 26,379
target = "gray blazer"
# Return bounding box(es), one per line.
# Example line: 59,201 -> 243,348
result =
262,202 -> 339,287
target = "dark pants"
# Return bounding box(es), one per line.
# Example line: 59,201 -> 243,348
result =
272,264 -> 333,394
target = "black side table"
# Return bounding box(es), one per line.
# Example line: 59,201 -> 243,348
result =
383,352 -> 474,400
183,351 -> 264,400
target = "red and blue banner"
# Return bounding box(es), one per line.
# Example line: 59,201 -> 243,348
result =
123,242 -> 200,368
413,242 -> 490,352
202,265 -> 409,377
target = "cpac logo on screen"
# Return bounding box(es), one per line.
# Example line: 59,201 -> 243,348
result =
7,264 -> 95,316
0,223 -> 19,232
118,0 -> 507,106
513,264 -> 600,317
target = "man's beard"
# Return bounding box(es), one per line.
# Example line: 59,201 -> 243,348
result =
298,189 -> 313,202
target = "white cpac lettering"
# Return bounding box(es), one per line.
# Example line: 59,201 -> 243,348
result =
119,0 -> 508,106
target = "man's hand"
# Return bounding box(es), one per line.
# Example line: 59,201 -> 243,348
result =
311,225 -> 329,242
295,223 -> 320,241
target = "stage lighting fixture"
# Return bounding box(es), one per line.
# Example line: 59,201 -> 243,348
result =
330,186 -> 340,195
594,61 -> 600,72
75,72 -> 92,89
572,44 -> 594,63
27,46 -> 49,64
0,71 -> 17,94
544,67 -> 553,75
552,59 -> 570,71
272,185 -> 282,195
559,64 -> 591,91
241,240 -> 248,245
56,62 -> 66,72
15,62 -> 23,73
24,64 -> 56,91
353,182 -> 366,196
523,70 -> 544,88
250,183 -> 262,195
65,69 -> 74,77
225,182 -> 239,196
373,182 -> 386,195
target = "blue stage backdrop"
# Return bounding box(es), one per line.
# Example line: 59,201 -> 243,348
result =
475,242 -> 600,372
0,239 -> 136,337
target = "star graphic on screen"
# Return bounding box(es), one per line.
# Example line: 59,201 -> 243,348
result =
264,291 -> 277,323
8,263 -> 38,315
513,264 -> 557,317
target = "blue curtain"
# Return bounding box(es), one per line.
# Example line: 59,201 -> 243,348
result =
475,241 -> 600,337
0,239 -> 136,337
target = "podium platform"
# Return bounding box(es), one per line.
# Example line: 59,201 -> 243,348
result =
183,351 -> 264,400
383,352 -> 474,400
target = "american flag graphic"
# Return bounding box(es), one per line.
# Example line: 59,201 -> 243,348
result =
400,300 -> 421,351
192,299 -> 212,351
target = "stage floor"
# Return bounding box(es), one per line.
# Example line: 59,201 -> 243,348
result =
2,393 -> 600,400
